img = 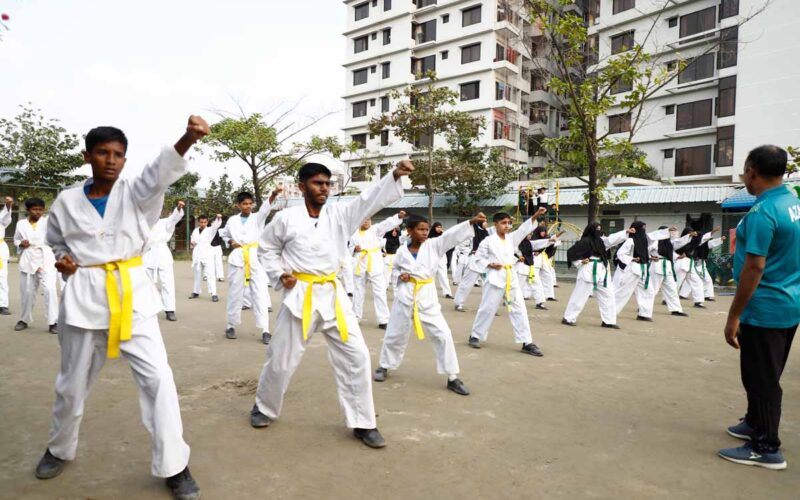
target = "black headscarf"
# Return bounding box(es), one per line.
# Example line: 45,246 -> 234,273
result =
567,222 -> 608,267
675,227 -> 700,257
428,222 -> 443,239
518,235 -> 534,266
533,225 -> 557,258
629,221 -> 650,265
472,222 -> 488,252
695,235 -> 711,259
384,228 -> 401,254
657,225 -> 673,260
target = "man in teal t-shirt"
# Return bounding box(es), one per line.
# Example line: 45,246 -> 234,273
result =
719,145 -> 800,471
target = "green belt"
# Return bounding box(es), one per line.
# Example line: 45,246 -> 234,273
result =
662,258 -> 677,281
640,262 -> 650,290
591,259 -> 607,291
691,258 -> 706,279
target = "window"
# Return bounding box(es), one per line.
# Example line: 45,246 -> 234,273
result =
665,104 -> 675,115
370,98 -> 376,107
382,62 -> 391,79
414,132 -> 433,148
532,74 -> 547,91
717,126 -> 734,166
383,28 -> 391,45
463,5 -> 481,27
384,0 -> 392,11
442,14 -> 450,23
718,27 -> 738,69
413,19 -> 436,43
667,16 -> 678,28
461,43 -> 481,64
665,60 -> 677,71
717,76 -> 736,117
675,145 -> 712,176
612,0 -> 635,14
676,99 -> 712,130
441,50 -> 449,60
530,104 -> 548,124
353,68 -> 368,85
417,0 -> 437,7
381,95 -> 390,112
460,81 -> 480,101
608,113 -> 631,134
371,32 -> 377,40
720,0 -> 738,19
411,55 -> 436,77
611,30 -> 635,54
352,134 -> 367,149
354,36 -> 368,54
495,81 -> 515,101
354,2 -> 369,21
370,65 -> 377,73
352,101 -> 368,118
611,77 -> 632,94
678,53 -> 714,84
372,0 -> 377,6
351,166 -> 367,182
679,7 -> 716,38
380,130 -> 390,146
663,148 -> 674,159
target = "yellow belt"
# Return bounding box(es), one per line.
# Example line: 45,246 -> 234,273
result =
527,262 -> 536,284
91,256 -> 143,359
355,247 -> 380,276
294,272 -> 348,343
241,243 -> 258,287
502,264 -> 514,311
409,277 -> 434,340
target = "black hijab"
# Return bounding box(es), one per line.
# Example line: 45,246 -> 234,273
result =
676,227 -> 700,257
567,222 -> 608,267
428,222 -> 443,239
384,228 -> 401,254
657,225 -> 673,260
629,221 -> 650,265
472,222 -> 488,251
518,235 -> 534,266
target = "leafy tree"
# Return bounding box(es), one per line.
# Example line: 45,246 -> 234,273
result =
787,145 -> 799,175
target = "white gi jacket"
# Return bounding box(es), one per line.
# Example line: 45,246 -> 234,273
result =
615,229 -> 671,278
0,206 -> 11,263
650,232 -> 693,276
15,217 -> 56,274
470,218 -> 536,290
143,207 -> 184,270
571,230 -> 629,284
220,200 -> 272,270
351,214 -> 403,276
190,219 -> 222,265
259,173 -> 403,323
674,231 -> 713,273
46,146 -> 188,330
514,237 -> 552,276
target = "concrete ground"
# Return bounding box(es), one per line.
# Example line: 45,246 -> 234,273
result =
0,261 -> 797,499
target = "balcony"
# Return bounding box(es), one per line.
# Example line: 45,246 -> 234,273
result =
492,100 -> 519,114
495,20 -> 522,39
492,59 -> 519,74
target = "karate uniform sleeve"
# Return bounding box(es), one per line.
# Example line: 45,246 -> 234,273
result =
336,172 -> 404,236
199,220 -> 221,246
707,237 -> 725,250
646,228 -> 671,242
258,211 -> 290,289
0,206 -> 11,228
671,234 -> 693,252
530,238 -> 551,251
218,224 -> 231,245
129,146 -> 189,224
469,238 -> 491,274
700,231 -> 714,244
616,239 -> 634,265
45,203 -> 70,261
428,221 -> 473,258
510,217 -> 536,247
190,228 -> 199,247
256,198 -> 273,228
372,214 -> 403,236
603,230 -> 629,249
164,207 -> 184,235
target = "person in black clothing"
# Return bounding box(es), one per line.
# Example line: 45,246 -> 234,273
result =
383,227 -> 402,292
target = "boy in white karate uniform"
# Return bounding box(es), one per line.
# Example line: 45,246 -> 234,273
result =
213,242 -> 224,282
13,197 -> 59,333
35,119 -> 207,499
0,196 -> 14,316
351,211 -> 406,328
143,201 -> 184,321
249,161 -> 414,449
453,221 -> 489,312
220,188 -> 280,344
426,222 -> 454,298
189,214 -> 222,302
374,213 -> 486,395
562,222 -> 632,328
450,236 -> 471,286
675,228 -> 715,308
467,209 -> 547,355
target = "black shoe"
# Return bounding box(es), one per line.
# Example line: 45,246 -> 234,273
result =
447,378 -> 470,395
521,343 -> 544,357
444,294 -> 454,299
268,306 -> 273,312
14,321 -> 28,331
250,404 -> 273,428
468,336 -> 481,349
377,323 -> 387,330
374,367 -> 388,382
225,327 -> 237,339
165,466 -> 200,500
354,428 -> 386,449
211,295 -> 219,302
347,293 -> 354,298
165,311 -> 177,322
188,293 -> 199,299
49,324 -> 58,334
671,311 -> 689,317
242,305 -> 251,311
661,300 -> 667,306
217,278 -> 224,283
536,303 -> 548,310
679,296 -> 689,301
636,315 -> 653,322
705,297 -> 716,302
0,306 -> 10,315
35,449 -> 65,480
601,322 -> 620,330
694,302 -> 706,309
547,297 -> 558,302
262,332 -> 272,345
561,318 -> 576,326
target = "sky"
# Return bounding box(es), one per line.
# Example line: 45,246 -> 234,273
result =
0,0 -> 346,186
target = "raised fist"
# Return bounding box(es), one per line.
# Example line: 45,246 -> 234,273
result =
186,115 -> 210,142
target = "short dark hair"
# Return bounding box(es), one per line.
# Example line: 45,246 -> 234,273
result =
298,162 -> 332,183
198,214 -> 209,221
406,214 -> 429,229
236,192 -> 254,204
537,187 -> 546,193
493,212 -> 512,223
25,197 -> 45,210
746,145 -> 788,178
85,126 -> 128,153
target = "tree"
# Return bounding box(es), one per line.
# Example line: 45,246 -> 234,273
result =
368,73 -> 484,221
201,102 -> 353,206
0,103 -> 85,187
787,146 -> 799,175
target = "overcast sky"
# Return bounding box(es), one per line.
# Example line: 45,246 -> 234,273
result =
0,0 -> 346,186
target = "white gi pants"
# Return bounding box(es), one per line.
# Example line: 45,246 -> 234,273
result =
471,284 -> 532,344
651,269 -> 683,313
341,260 -> 355,296
226,264 -> 269,332
613,267 -> 655,319
563,278 -> 617,325
353,270 -> 390,324
677,267 -> 705,304
191,260 -> 217,296
0,258 -> 9,308
540,265 -> 556,299
378,296 -> 460,376
255,306 -> 376,429
435,257 -> 452,297
19,269 -> 58,325
146,265 -> 176,312
519,272 -> 545,304
452,254 -> 467,286
213,246 -> 224,281
47,315 -> 190,477
454,268 -> 480,308
383,254 -> 397,293
702,264 -> 715,299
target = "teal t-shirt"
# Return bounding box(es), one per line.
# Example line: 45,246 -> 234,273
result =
733,184 -> 800,328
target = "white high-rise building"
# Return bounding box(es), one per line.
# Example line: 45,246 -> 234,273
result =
592,0 -> 800,183
341,0 -> 538,190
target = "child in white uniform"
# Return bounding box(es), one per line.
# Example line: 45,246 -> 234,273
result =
0,196 -> 14,315
189,214 -> 222,302
426,222 -> 453,298
453,222 -> 489,312
143,201 -> 184,321
675,228 -> 715,308
650,226 -> 692,317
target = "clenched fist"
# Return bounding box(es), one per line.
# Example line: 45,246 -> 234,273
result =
393,160 -> 415,180
186,115 -> 210,142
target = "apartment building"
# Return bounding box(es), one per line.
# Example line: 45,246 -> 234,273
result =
342,0 -> 543,190
592,0 -> 800,183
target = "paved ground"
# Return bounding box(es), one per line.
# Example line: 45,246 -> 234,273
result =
0,261 -> 797,499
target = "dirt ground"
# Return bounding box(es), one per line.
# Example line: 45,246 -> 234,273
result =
0,261 -> 797,499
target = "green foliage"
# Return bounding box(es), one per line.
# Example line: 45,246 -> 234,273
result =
787,145 -> 799,175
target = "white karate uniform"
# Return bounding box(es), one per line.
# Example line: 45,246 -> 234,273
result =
434,254 -> 452,297
676,232 -> 713,304
340,248 -> 356,296
213,245 -> 224,281
650,233 -> 692,314
450,238 -> 471,286
0,205 -> 12,309
514,238 -> 550,303
14,217 -> 58,326
254,172 -> 404,429
539,241 -> 560,299
469,218 -> 538,344
613,229 -> 670,319
143,207 -> 183,312
562,230 -> 629,325
190,219 -> 222,296
379,221 -> 472,376
219,201 -> 272,333
44,145 -> 191,478
700,237 -> 725,298
351,214 -> 401,325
